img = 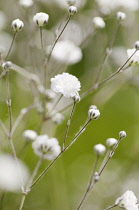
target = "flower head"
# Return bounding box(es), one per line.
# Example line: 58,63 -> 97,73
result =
115,190 -> 138,209
22,130 -> 38,141
19,0 -> 33,7
106,138 -> 118,148
92,17 -> 105,29
94,144 -> 106,156
127,48 -> 139,65
33,12 -> 49,27
47,40 -> 82,64
116,12 -> 126,20
11,19 -> 24,32
51,73 -> 81,98
32,135 -> 61,160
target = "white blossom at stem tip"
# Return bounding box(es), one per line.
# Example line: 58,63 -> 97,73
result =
33,12 -> 49,27
11,19 -> 24,32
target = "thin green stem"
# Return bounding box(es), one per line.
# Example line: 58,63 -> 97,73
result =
62,101 -> 76,150
103,204 -> 117,210
76,155 -> 99,210
5,31 -> 17,60
6,72 -> 12,133
18,193 -> 26,210
30,118 -> 92,189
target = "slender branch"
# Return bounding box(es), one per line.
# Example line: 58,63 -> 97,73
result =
0,120 -> 8,136
40,27 -> 44,53
103,204 -> 117,210
76,155 -> 99,210
5,31 -> 17,60
62,101 -> 76,150
18,194 -> 26,210
30,118 -> 92,189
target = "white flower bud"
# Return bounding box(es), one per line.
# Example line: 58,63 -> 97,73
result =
88,108 -> 100,120
106,138 -> 118,148
45,89 -> 56,100
2,61 -> 12,70
19,0 -> 33,8
52,113 -> 65,125
33,12 -> 49,27
92,17 -> 105,29
116,12 -> 126,21
11,19 -> 24,32
67,0 -> 76,6
23,130 -> 38,141
94,172 -> 100,182
72,92 -> 81,103
119,131 -> 126,139
135,41 -> 139,50
94,144 -> 106,156
68,6 -> 77,15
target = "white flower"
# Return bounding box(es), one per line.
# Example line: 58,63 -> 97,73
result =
50,73 -> 81,98
19,0 -> 33,7
127,48 -> 139,65
92,17 -> 105,29
119,131 -> 127,139
32,135 -> 61,160
47,40 -> 82,64
22,130 -> 38,141
67,0 -> 76,6
96,0 -> 139,11
11,19 -> 24,32
94,144 -> 106,156
68,6 -> 77,15
33,12 -> 49,27
0,154 -> 29,192
52,113 -> 65,124
2,61 -> 12,70
88,106 -> 100,120
115,190 -> 138,209
106,138 -> 118,147
116,12 -> 126,21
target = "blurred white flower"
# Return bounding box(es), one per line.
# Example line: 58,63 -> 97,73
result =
19,0 -> 33,7
33,12 -> 49,27
32,135 -> 61,160
94,144 -> 106,156
51,0 -> 86,9
51,72 -> 81,98
127,48 -> 139,65
0,154 -> 29,192
11,19 -> 24,32
106,138 -> 118,148
96,0 -> 139,11
22,130 -> 38,141
115,190 -> 139,210
92,17 -> 105,29
0,11 -> 7,30
52,112 -> 65,124
47,40 -> 82,64
116,12 -> 126,21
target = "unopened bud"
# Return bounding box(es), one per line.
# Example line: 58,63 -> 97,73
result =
11,19 -> 24,32
119,131 -> 126,139
116,12 -> 126,21
135,41 -> 139,50
2,61 -> 12,70
68,6 -> 77,15
106,138 -> 118,148
33,12 -> 49,27
88,108 -> 100,120
22,130 -> 38,141
94,144 -> 106,156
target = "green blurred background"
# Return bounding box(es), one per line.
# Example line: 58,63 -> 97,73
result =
0,0 -> 139,209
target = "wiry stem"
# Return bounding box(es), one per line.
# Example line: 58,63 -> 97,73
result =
93,20 -> 120,89
76,155 -> 99,210
62,101 -> 76,150
30,118 -> 92,189
5,31 -> 17,60
103,204 -> 117,210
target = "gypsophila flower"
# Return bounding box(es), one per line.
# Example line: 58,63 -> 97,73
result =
127,48 -> 139,65
116,12 -> 126,20
88,106 -> 100,120
92,17 -> 105,29
2,61 -> 12,70
47,40 -> 82,64
51,73 -> 81,98
32,135 -> 61,160
19,0 -> 33,7
68,6 -> 77,15
52,113 -> 65,124
119,131 -> 126,139
115,190 -> 139,210
72,92 -> 81,102
94,144 -> 106,156
106,138 -> 118,148
0,154 -> 29,192
23,130 -> 38,141
11,19 -> 24,32
33,12 -> 49,27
